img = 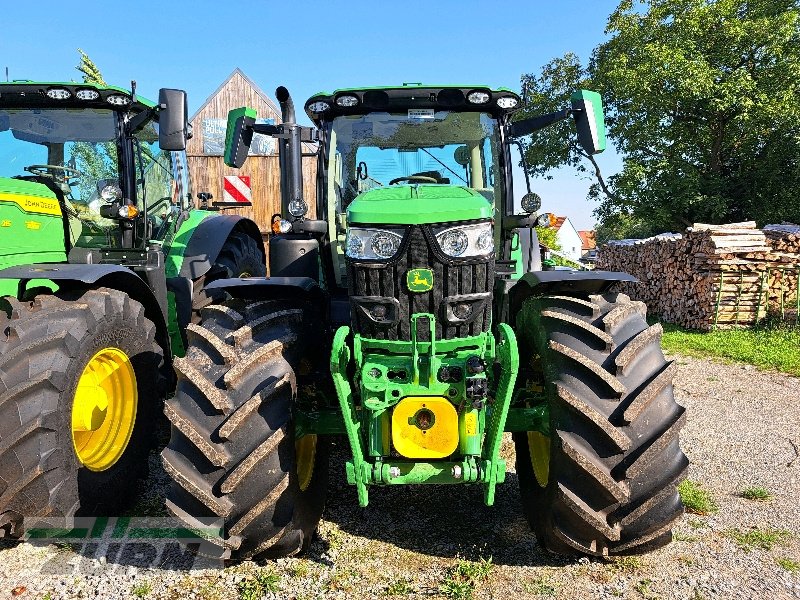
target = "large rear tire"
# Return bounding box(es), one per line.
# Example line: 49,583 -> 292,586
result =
191,230 -> 266,320
513,293 -> 687,556
162,298 -> 328,560
0,288 -> 163,536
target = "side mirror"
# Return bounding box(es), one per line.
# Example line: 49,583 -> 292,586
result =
570,90 -> 606,155
158,89 -> 188,151
224,106 -> 257,168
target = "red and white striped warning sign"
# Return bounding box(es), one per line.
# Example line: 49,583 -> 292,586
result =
223,175 -> 252,203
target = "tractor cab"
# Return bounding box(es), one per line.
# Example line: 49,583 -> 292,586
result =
304,86 -> 518,289
0,82 -> 190,266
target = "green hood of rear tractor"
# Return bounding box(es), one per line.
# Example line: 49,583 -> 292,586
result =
0,177 -> 68,296
347,185 -> 492,225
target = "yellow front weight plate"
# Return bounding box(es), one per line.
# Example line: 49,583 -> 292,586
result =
295,434 -> 318,492
527,431 -> 550,488
392,396 -> 458,459
71,347 -> 138,472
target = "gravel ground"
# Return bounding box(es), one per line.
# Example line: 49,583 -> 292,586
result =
1,353 -> 799,600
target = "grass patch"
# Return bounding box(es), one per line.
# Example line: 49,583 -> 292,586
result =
725,527 -> 792,551
384,577 -> 413,596
657,319 -> 800,376
523,575 -> 558,597
777,557 -> 800,573
634,578 -> 658,599
607,556 -> 643,574
739,486 -> 773,501
440,557 -> 493,600
131,581 -> 151,598
678,480 -> 718,515
237,570 -> 280,600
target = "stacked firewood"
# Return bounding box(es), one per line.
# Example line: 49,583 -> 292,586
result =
763,223 -> 800,309
597,222 -> 799,330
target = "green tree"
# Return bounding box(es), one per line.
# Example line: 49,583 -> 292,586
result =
76,48 -> 106,86
535,225 -> 561,250
519,0 -> 800,239
70,49 -> 117,202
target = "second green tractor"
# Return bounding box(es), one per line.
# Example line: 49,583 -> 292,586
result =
0,80 -> 265,536
162,84 -> 687,559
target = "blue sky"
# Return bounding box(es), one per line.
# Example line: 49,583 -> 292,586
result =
1,0 -> 622,229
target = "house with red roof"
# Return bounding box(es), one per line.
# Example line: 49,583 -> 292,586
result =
552,216 -> 583,262
578,230 -> 598,262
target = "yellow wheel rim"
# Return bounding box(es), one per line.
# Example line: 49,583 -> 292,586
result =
527,431 -> 550,488
295,434 -> 317,492
71,347 -> 138,472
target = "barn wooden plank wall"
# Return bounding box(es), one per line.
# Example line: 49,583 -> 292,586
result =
186,155 -> 318,228
187,69 -> 318,233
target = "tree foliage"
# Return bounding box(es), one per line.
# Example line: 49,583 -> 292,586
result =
76,48 -> 106,86
535,225 -> 561,250
518,0 -> 800,239
71,50 -> 116,202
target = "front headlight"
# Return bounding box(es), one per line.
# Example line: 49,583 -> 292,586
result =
346,227 -> 404,260
434,222 -> 494,258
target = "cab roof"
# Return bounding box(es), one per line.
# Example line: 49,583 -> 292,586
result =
304,83 -> 521,124
0,81 -> 155,111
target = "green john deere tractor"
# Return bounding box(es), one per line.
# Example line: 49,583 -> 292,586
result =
0,80 -> 266,536
162,84 -> 687,559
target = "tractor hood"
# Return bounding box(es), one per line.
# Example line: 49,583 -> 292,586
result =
347,185 -> 493,225
0,177 -> 61,213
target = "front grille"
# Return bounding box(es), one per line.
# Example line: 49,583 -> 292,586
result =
347,226 -> 494,341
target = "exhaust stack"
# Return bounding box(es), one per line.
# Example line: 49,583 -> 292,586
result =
276,86 -> 304,215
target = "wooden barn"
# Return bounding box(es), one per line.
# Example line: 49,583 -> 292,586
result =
187,68 -> 317,234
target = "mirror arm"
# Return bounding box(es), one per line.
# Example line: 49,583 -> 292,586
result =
509,108 -> 572,138
125,105 -> 156,136
509,139 -> 532,194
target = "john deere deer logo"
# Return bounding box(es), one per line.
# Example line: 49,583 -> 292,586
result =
407,268 -> 434,292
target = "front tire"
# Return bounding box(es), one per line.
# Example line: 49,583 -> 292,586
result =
514,293 -> 687,556
162,298 -> 328,560
0,289 -> 163,535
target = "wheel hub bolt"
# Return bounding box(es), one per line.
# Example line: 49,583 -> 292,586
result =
451,465 -> 463,479
388,466 -> 401,479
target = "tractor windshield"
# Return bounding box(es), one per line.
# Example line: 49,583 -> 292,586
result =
0,108 -> 120,231
327,111 -> 501,207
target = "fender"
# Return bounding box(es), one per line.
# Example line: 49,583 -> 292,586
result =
174,213 -> 265,280
0,264 -> 171,364
507,270 -> 637,325
205,276 -> 326,310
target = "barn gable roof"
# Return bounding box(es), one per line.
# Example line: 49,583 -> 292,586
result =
189,68 -> 281,123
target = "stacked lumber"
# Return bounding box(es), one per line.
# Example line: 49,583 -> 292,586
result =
597,221 -> 799,330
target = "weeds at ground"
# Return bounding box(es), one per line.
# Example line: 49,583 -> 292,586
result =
725,527 -> 792,551
131,581 -> 151,598
776,557 -> 800,573
739,487 -> 773,502
384,577 -> 413,596
523,575 -> 558,597
237,569 -> 280,600
678,480 -> 719,515
608,556 -> 643,574
634,578 -> 659,599
439,557 -> 493,600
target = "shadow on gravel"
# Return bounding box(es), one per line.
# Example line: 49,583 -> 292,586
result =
319,438 -> 572,568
